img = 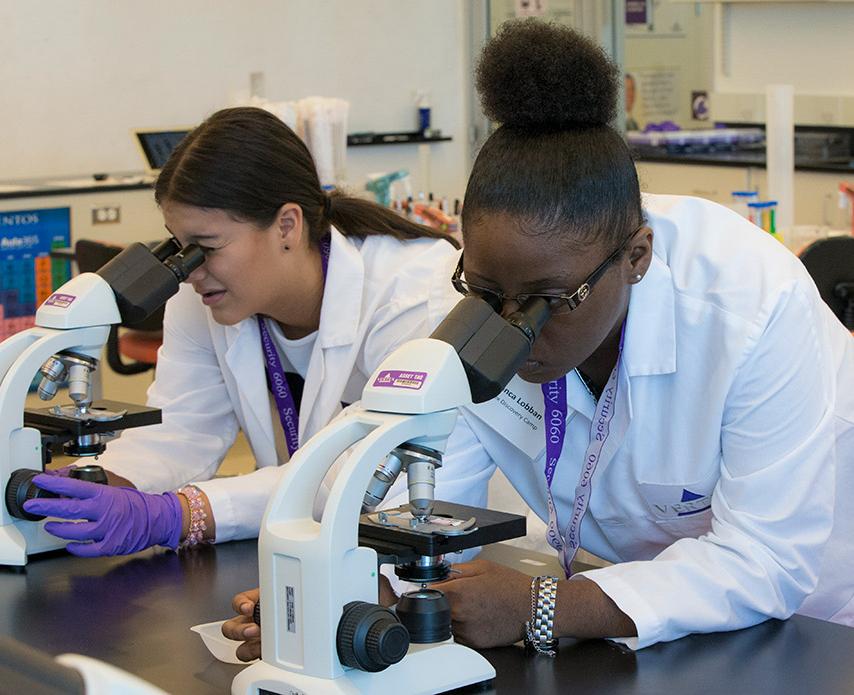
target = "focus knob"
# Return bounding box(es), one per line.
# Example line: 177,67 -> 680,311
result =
336,601 -> 409,672
5,469 -> 58,521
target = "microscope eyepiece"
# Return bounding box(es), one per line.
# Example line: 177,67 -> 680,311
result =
150,237 -> 182,261
163,244 -> 205,282
430,294 -> 553,403
505,296 -> 551,346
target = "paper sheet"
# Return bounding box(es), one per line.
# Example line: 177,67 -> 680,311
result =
191,619 -> 257,664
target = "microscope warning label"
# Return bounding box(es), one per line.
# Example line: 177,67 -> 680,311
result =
372,370 -> 427,390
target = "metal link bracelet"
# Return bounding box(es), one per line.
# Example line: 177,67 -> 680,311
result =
524,575 -> 560,657
177,485 -> 211,550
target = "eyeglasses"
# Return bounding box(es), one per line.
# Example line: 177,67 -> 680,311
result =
451,225 -> 643,315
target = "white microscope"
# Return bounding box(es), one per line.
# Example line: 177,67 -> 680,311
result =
0,239 -> 204,566
233,293 -> 551,695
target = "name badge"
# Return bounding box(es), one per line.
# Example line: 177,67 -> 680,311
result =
463,375 -> 547,459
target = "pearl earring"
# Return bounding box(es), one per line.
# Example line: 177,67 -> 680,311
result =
634,274 -> 642,281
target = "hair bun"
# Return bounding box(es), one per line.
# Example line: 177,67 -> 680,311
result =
476,19 -> 619,129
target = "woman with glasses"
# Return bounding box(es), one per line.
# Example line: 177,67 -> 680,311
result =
432,19 -> 854,652
224,20 -> 852,660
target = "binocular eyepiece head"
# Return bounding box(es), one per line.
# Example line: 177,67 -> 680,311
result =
429,295 -> 552,403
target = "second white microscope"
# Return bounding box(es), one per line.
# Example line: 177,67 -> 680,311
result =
233,293 -> 550,695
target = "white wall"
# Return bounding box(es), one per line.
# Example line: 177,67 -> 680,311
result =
0,0 -> 472,198
711,2 -> 854,125
715,3 -> 854,95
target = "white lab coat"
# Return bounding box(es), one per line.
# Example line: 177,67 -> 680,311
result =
98,229 -> 490,541
448,194 -> 854,649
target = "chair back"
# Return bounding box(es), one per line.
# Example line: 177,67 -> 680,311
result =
799,236 -> 854,331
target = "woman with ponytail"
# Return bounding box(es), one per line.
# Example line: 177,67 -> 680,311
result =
25,107 -> 489,555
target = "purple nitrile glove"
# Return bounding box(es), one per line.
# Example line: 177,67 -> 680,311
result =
23,474 -> 183,557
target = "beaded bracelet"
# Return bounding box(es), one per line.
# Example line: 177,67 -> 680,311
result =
177,485 -> 210,550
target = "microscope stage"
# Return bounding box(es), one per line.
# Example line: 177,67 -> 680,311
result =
359,500 -> 526,561
24,400 -> 161,440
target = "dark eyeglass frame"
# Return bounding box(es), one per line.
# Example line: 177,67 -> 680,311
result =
451,224 -> 644,312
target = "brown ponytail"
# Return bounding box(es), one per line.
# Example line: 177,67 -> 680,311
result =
156,107 -> 458,249
323,191 -> 457,247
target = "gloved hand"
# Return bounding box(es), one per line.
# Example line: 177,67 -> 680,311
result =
23,474 -> 183,557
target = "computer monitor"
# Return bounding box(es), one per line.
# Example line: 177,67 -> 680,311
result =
133,128 -> 192,174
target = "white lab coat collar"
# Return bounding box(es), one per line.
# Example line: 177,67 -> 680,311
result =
222,318 -> 271,460
316,227 -> 364,348
622,250 -> 677,379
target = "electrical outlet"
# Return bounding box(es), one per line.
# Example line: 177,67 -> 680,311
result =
92,206 -> 121,224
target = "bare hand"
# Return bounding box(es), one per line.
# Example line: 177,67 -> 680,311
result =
379,574 -> 397,607
222,588 -> 261,662
433,559 -> 531,649
221,576 -> 395,664
105,471 -> 136,488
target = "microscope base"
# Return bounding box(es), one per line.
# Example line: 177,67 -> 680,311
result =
0,520 -> 66,566
232,639 -> 494,695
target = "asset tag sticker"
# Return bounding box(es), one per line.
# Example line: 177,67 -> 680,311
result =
372,370 -> 428,390
44,293 -> 75,308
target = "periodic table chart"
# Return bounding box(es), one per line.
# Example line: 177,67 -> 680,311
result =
0,207 -> 71,340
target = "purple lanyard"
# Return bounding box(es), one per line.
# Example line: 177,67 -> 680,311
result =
540,324 -> 625,577
257,235 -> 330,457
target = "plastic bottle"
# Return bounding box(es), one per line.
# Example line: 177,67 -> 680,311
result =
416,91 -> 431,135
449,198 -> 462,246
747,200 -> 780,240
838,182 -> 854,235
730,190 -> 759,219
